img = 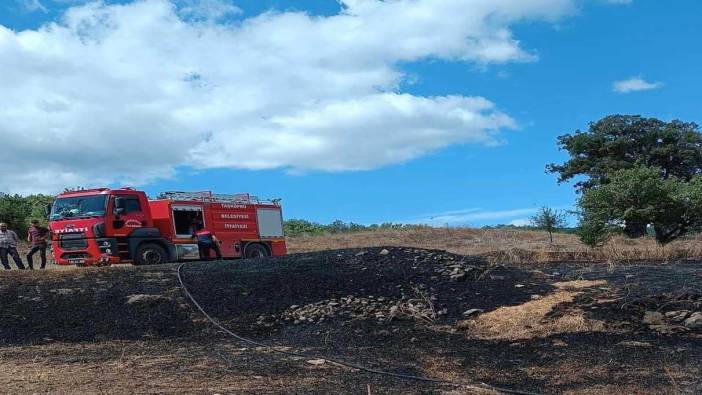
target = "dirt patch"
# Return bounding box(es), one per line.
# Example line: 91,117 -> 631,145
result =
553,280 -> 608,290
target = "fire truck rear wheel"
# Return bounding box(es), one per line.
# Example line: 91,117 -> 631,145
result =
135,243 -> 167,265
244,243 -> 269,259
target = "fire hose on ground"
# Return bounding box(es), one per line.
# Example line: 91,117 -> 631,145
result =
176,261 -> 542,395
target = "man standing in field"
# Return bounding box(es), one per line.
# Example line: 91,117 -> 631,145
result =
0,223 -> 26,270
26,219 -> 49,270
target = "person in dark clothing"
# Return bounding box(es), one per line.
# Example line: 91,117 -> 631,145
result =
27,219 -> 50,269
192,224 -> 222,261
0,223 -> 25,270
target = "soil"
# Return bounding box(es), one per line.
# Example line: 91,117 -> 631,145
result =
1,247 -> 701,394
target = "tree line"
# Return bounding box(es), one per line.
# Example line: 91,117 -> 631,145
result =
0,194 -> 54,238
283,219 -> 426,237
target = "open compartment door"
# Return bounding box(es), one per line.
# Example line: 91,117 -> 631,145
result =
172,205 -> 204,238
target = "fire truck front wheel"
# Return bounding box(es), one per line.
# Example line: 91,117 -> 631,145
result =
244,243 -> 269,259
135,243 -> 167,265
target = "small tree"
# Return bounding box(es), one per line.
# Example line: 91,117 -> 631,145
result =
530,207 -> 567,244
577,216 -> 612,248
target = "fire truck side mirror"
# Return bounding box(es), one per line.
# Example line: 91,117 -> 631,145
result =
44,203 -> 52,217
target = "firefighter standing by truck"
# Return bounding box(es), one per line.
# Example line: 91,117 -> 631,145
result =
193,223 -> 223,261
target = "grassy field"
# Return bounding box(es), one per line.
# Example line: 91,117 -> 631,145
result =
287,227 -> 702,264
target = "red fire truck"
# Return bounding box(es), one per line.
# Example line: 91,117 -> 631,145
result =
47,188 -> 286,266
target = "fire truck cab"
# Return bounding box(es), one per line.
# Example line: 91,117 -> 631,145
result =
48,188 -> 286,266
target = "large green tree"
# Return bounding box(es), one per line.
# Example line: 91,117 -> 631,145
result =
578,167 -> 702,245
548,115 -> 702,237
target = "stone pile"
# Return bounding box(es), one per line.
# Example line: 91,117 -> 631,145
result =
397,249 -> 485,282
643,310 -> 702,332
280,296 -> 394,324
251,248 -> 488,328
434,263 -> 480,282
255,294 -> 445,327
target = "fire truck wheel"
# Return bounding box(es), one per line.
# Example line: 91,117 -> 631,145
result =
135,243 -> 167,265
244,243 -> 269,259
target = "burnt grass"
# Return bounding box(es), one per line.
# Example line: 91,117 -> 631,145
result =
1,247 -> 701,394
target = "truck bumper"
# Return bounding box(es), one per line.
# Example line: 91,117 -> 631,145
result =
52,237 -> 120,266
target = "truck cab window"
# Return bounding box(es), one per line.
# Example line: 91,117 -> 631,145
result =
115,196 -> 142,214
124,198 -> 141,213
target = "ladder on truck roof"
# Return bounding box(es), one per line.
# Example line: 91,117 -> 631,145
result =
159,191 -> 279,205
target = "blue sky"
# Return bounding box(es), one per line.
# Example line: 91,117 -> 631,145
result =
1,0 -> 700,226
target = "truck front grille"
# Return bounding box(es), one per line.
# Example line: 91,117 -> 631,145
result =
59,233 -> 88,250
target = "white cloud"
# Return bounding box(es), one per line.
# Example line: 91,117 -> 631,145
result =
406,207 -> 538,226
178,0 -> 242,21
0,0 -> 576,194
613,76 -> 663,93
20,0 -> 48,13
189,94 -> 515,171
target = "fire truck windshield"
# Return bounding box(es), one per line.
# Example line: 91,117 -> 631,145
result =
50,195 -> 108,220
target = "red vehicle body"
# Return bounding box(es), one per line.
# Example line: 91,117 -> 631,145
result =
48,188 -> 286,266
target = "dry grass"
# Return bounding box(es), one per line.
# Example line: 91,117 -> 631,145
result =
461,280 -> 607,340
287,227 -> 702,264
